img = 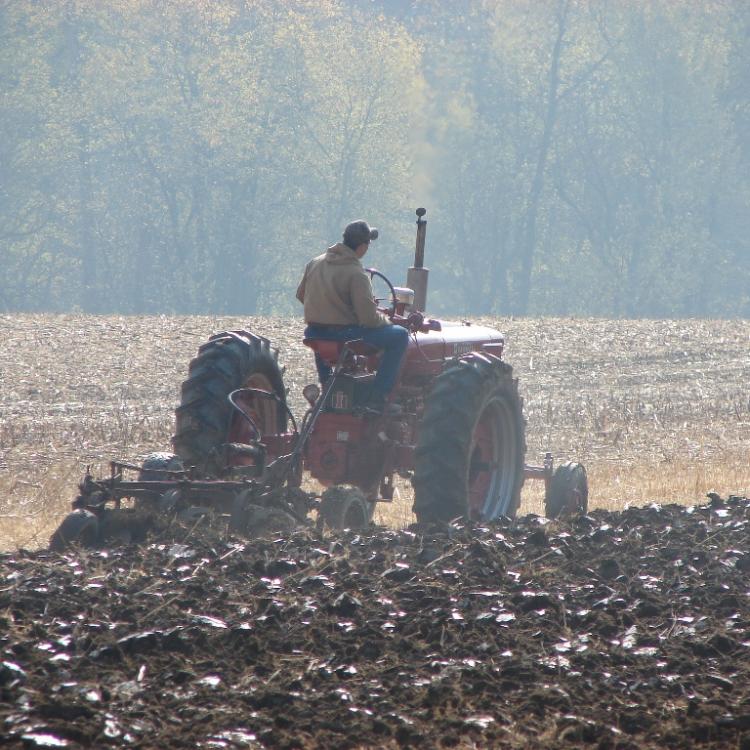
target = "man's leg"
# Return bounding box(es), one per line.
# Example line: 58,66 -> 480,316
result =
313,353 -> 332,385
304,324 -> 361,385
361,324 -> 409,402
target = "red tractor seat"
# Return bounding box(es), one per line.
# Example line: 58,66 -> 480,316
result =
303,338 -> 381,365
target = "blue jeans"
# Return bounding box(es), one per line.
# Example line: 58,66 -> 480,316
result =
305,323 -> 409,401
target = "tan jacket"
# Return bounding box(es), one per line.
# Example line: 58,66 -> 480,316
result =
296,243 -> 388,328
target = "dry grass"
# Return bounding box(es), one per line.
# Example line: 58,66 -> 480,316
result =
1,314 -> 748,549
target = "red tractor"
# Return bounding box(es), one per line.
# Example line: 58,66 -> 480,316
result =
51,209 -> 587,549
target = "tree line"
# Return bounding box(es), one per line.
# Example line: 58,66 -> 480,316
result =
1,0 -> 748,317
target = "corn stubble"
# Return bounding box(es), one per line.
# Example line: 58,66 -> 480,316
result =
1,314 -> 748,549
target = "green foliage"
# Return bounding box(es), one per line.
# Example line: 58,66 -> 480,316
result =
0,0 -> 747,317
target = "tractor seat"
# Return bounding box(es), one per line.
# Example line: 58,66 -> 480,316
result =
303,338 -> 381,365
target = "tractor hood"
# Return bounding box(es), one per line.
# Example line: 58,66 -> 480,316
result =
401,320 -> 506,379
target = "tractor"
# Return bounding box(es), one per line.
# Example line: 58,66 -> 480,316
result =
50,208 -> 587,549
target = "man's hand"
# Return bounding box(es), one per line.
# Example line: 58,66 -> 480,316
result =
406,311 -> 424,332
393,311 -> 428,333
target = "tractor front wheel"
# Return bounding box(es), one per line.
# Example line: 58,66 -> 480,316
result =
412,354 -> 526,523
545,462 -> 588,519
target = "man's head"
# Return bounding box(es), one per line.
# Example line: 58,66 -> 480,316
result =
343,220 -> 378,256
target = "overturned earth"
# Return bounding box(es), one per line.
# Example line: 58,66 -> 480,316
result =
3,495 -> 750,749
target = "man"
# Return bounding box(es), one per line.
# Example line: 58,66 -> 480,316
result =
296,219 -> 408,413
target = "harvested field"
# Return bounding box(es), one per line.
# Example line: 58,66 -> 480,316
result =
1,314 -> 748,548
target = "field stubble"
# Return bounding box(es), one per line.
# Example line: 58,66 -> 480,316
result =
0,314 -> 748,549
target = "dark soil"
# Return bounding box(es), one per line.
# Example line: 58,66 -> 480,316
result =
3,495 -> 750,749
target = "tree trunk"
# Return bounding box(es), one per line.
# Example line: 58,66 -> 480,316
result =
77,121 -> 96,311
514,0 -> 569,315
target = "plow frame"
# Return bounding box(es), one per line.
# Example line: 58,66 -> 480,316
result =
73,450 -> 311,520
523,451 -> 554,495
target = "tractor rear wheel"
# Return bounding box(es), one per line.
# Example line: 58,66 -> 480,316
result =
412,354 -> 526,523
172,331 -> 287,475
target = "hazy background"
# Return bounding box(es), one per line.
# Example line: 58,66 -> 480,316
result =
1,0 -> 748,318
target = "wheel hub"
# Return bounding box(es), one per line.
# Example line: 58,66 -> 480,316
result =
467,394 -> 517,519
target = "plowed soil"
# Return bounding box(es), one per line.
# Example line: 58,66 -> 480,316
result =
4,494 -> 750,749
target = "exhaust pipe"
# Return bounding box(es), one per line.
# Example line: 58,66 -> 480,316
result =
406,207 -> 429,312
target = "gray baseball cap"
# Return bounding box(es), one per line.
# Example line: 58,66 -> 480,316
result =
343,220 -> 379,249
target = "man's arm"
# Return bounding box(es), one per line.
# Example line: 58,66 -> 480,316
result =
351,271 -> 388,327
296,265 -> 308,304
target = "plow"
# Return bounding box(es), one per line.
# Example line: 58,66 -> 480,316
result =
50,208 -> 588,550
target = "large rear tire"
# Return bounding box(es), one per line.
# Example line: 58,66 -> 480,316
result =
172,330 -> 287,475
412,354 -> 526,523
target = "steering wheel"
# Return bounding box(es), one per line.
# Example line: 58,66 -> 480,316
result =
366,267 -> 398,320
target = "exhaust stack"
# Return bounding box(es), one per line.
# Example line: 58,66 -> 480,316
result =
407,207 -> 429,312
